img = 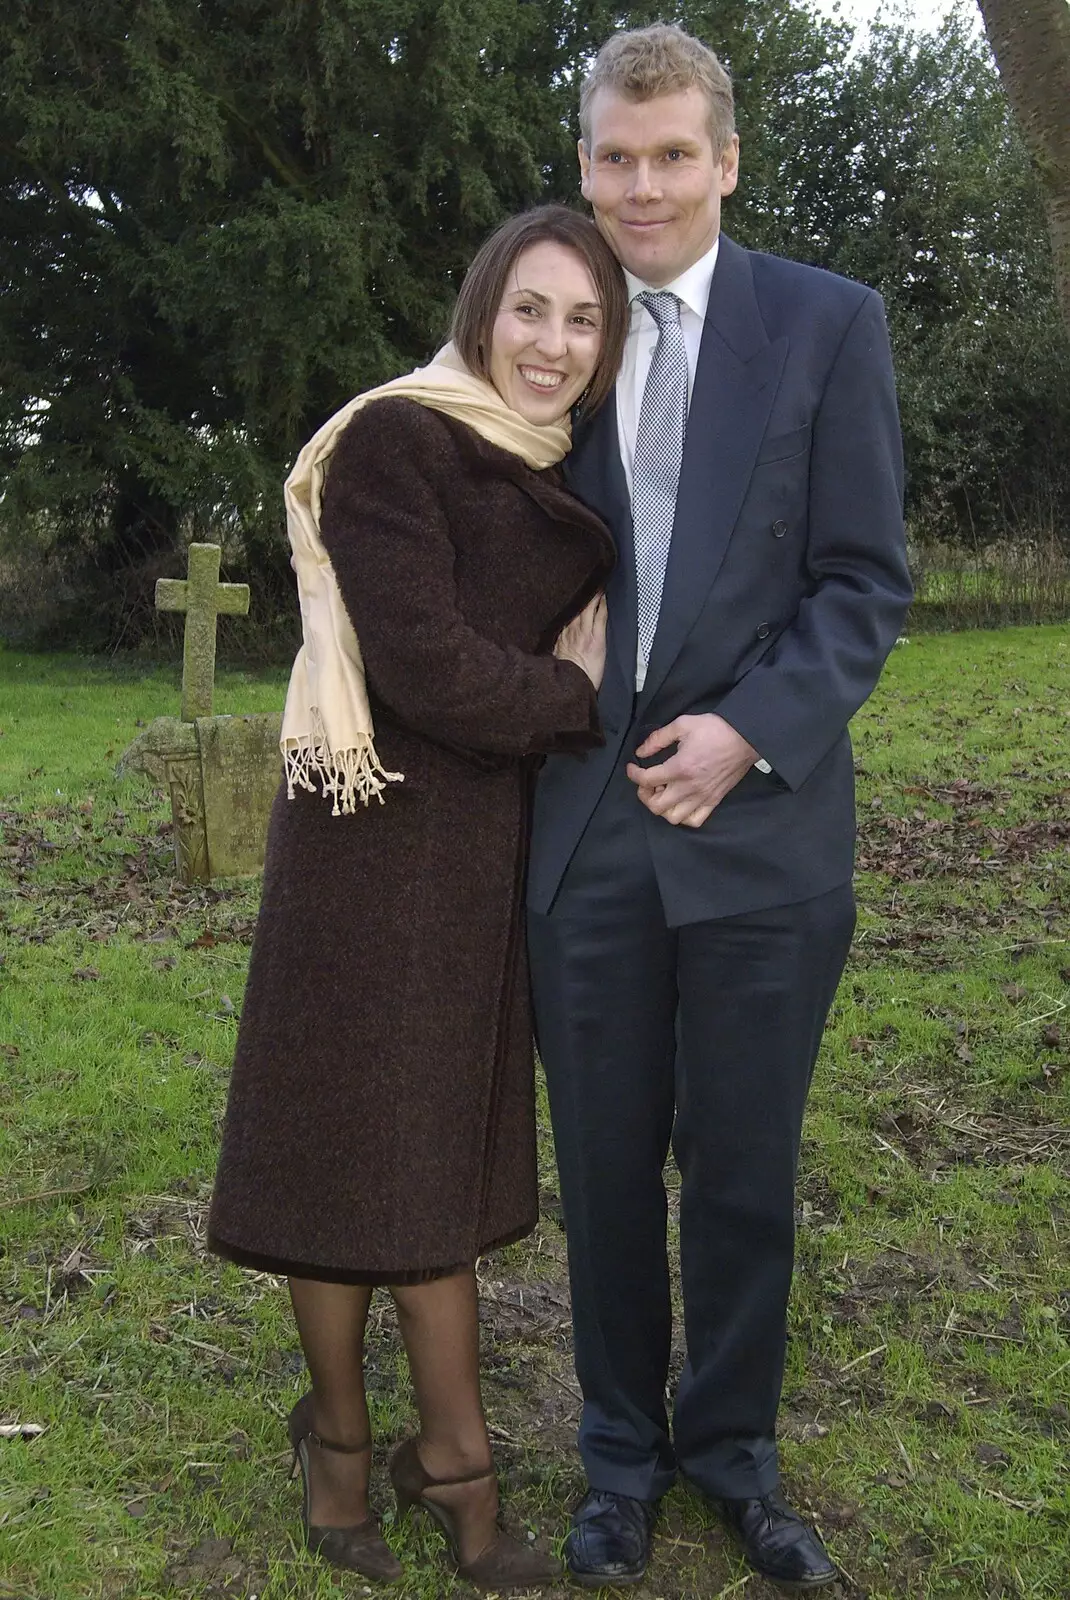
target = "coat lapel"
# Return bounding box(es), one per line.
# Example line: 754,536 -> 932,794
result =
565,393 -> 637,694
637,236 -> 788,710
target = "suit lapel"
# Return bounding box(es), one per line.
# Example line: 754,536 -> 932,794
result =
565,393 -> 637,694
637,236 -> 788,710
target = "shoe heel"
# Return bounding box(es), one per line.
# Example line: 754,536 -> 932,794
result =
393,1482 -> 419,1517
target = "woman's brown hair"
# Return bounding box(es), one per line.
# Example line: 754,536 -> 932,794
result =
451,205 -> 627,418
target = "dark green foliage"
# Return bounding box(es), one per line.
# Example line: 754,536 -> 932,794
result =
786,13 -> 1070,543
1,1 -> 1067,647
0,0 -> 598,640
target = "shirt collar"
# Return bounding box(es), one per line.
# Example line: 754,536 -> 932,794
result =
624,236 -> 720,322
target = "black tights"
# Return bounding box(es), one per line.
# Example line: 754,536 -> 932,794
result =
287,1269 -> 498,1559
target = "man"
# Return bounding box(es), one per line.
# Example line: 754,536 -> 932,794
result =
527,23 -> 912,1593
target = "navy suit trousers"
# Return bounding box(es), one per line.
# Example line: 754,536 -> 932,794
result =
528,760 -> 855,1502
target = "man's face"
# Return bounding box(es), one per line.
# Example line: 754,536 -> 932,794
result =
579,86 -> 739,287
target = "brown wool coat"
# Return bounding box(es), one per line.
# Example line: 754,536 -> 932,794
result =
208,399 -> 614,1281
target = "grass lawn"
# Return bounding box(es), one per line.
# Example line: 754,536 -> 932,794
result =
1,629 -> 1068,1600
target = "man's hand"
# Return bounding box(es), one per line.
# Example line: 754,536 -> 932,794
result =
625,714 -> 758,828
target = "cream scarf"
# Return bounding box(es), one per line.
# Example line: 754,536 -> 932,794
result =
281,344 -> 572,814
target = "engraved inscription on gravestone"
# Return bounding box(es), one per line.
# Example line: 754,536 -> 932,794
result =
166,747 -> 209,884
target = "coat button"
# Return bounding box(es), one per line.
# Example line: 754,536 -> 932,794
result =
772,519 -> 788,538
757,622 -> 771,639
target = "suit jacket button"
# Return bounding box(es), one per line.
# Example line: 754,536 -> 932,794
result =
756,622 -> 771,639
772,519 -> 788,538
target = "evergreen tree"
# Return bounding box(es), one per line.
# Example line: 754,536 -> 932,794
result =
1,1 -> 1066,643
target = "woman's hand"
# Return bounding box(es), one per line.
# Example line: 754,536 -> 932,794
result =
554,593 -> 607,691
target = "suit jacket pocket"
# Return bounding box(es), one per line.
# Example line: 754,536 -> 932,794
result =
753,423 -> 811,467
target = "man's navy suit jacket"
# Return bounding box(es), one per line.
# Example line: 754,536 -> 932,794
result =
528,234 -> 914,927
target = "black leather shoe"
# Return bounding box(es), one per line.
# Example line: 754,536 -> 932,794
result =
713,1491 -> 839,1591
565,1488 -> 658,1588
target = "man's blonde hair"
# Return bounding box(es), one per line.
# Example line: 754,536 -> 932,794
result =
579,24 -> 736,154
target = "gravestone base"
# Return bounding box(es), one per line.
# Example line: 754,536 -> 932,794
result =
121,713 -> 282,882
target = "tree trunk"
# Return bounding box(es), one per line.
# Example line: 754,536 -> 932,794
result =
977,0 -> 1070,331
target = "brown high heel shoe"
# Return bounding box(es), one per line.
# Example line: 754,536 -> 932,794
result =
389,1436 -> 561,1590
287,1394 -> 403,1581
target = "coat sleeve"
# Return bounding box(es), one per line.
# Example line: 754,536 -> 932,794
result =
317,399 -> 602,759
714,290 -> 913,791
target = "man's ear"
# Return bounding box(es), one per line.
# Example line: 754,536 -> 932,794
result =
719,133 -> 740,198
578,138 -> 592,199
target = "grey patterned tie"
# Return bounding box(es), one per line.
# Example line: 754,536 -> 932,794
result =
633,290 -> 688,686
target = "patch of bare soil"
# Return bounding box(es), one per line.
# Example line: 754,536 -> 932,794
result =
856,780 -> 1070,885
873,1099 -> 1070,1176
159,1535 -> 257,1597
0,805 -> 255,946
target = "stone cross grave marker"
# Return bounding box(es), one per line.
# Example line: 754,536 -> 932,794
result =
155,543 -> 250,721
120,543 -> 282,883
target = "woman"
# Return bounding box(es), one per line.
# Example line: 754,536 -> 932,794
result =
207,206 -> 627,1588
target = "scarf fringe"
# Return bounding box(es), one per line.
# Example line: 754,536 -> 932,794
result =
283,719 -> 404,817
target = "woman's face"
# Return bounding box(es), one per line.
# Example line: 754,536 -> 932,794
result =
488,242 -> 604,424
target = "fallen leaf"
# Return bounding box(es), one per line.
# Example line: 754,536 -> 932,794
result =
0,1043 -> 19,1058
1041,1025 -> 1062,1048
188,931 -> 217,949
71,966 -> 101,981
152,956 -> 177,971
798,1420 -> 829,1440
819,1500 -> 859,1529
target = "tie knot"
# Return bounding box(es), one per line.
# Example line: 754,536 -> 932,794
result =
637,290 -> 682,330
